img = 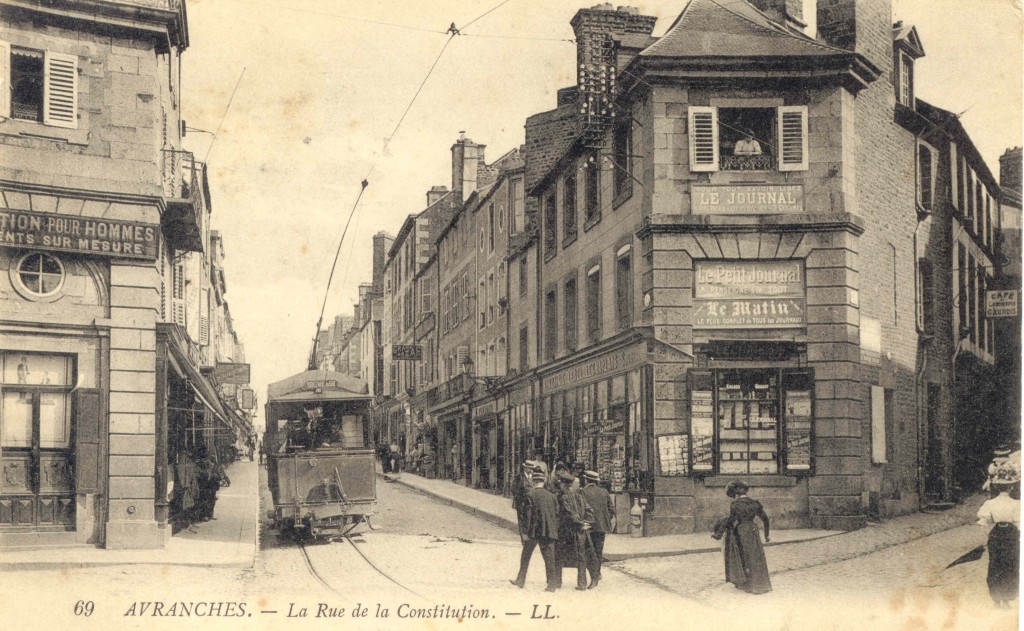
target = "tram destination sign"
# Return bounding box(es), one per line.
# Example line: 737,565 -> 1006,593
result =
0,208 -> 159,260
392,344 -> 423,361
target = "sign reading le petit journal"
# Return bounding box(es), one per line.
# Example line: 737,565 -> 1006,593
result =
692,184 -> 804,214
0,208 -> 159,260
693,261 -> 806,329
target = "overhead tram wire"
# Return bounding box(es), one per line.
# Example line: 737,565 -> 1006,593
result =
204,67 -> 247,163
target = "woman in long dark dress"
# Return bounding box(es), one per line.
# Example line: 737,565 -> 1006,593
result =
712,480 -> 772,594
976,468 -> 1020,608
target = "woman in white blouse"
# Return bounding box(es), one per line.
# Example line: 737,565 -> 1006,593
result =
976,470 -> 1020,608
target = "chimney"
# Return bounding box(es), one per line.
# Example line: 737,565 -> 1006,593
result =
571,5 -> 657,77
452,133 -> 486,205
817,0 -> 893,74
1000,147 -> 1023,195
371,231 -> 393,294
748,0 -> 805,29
426,185 -> 449,207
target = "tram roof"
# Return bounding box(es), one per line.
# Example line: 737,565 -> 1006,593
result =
266,369 -> 370,403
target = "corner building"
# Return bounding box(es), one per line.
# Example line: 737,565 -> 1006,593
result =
530,0 -> 925,533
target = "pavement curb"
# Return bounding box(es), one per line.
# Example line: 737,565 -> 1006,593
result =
378,472 -> 520,532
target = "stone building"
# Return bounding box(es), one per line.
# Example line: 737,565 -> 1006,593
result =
0,0 -> 251,549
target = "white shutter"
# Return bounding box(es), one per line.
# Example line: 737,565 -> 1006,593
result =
688,106 -> 718,172
171,259 -> 186,326
778,106 -> 809,171
199,288 -> 210,346
456,345 -> 468,372
43,51 -> 78,129
0,41 -> 10,118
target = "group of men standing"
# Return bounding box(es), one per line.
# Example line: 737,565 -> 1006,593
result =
510,460 -> 616,592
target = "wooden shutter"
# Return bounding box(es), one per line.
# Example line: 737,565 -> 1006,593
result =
778,106 -> 809,171
688,106 -> 718,172
0,41 -> 10,118
74,389 -> 102,494
456,345 -> 468,372
199,288 -> 210,346
949,143 -> 959,211
172,259 -> 186,326
44,51 -> 78,129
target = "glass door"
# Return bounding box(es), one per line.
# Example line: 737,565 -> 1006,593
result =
0,353 -> 76,529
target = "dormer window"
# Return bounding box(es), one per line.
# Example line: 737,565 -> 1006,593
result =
689,105 -> 808,173
892,22 -> 924,109
897,51 -> 914,107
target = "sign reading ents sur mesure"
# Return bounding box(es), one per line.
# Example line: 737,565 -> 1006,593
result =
0,208 -> 159,260
693,261 -> 806,329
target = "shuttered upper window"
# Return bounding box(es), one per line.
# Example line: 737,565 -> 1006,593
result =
688,106 -> 808,173
1,43 -> 78,129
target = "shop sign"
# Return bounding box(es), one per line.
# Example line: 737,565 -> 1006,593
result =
986,290 -> 1018,318
692,185 -> 803,214
392,344 -> 423,361
241,388 -> 255,410
694,261 -> 806,330
0,208 -> 158,260
542,344 -> 647,392
216,362 -> 250,384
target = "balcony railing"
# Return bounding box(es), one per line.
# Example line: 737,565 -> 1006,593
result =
720,154 -> 776,171
162,148 -> 205,253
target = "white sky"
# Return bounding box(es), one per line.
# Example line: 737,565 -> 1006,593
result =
179,0 -> 1023,424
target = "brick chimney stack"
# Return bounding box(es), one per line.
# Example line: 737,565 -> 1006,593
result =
451,132 -> 486,205
817,0 -> 893,75
570,4 -> 657,80
1000,147 -> 1023,195
371,231 -> 393,294
749,0 -> 806,29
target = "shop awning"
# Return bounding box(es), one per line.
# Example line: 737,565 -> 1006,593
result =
161,324 -> 245,436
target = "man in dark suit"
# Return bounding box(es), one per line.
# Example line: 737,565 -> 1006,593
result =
511,470 -> 560,591
512,460 -> 541,537
580,470 -> 615,588
555,470 -> 598,591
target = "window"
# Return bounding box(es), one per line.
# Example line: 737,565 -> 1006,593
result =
917,258 -> 934,334
479,280 -> 486,329
688,106 -> 808,172
543,190 -> 557,256
488,203 -> 495,252
488,272 -> 495,323
615,245 -> 632,331
4,46 -> 77,128
870,386 -> 894,463
950,143 -> 960,212
586,265 -> 601,344
421,278 -> 434,314
462,272 -> 470,322
497,205 -> 505,234
519,323 -> 529,372
612,120 -> 633,200
544,288 -> 557,361
896,51 -> 914,107
688,368 -> 813,475
563,171 -> 577,242
510,179 -> 525,234
15,252 -> 64,298
584,154 -> 600,224
519,256 -> 528,297
917,142 -> 935,212
564,275 -> 578,352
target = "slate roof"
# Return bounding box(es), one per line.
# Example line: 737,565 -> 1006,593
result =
640,0 -> 847,60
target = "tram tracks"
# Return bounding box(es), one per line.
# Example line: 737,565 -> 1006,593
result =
296,536 -> 431,602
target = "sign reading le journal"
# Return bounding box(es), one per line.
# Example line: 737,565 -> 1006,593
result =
692,184 -> 803,214
0,208 -> 158,259
694,261 -> 806,329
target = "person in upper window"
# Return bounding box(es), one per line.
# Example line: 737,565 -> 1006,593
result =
733,131 -> 763,156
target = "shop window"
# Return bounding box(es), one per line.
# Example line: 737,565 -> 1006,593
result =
563,170 -> 577,243
586,265 -> 601,344
687,368 -> 813,476
564,275 -> 578,352
584,153 -> 600,226
14,252 -> 64,298
688,106 -> 808,172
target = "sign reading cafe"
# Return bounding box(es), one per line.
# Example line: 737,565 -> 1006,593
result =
693,261 -> 806,329
0,208 -> 159,260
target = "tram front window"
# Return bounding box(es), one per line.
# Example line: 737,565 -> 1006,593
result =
282,414 -> 364,450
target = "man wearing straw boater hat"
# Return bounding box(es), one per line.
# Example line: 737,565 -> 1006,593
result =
512,460 -> 542,537
510,467 -> 560,591
580,470 -> 615,589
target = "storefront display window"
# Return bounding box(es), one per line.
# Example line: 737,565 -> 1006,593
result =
687,367 -> 813,476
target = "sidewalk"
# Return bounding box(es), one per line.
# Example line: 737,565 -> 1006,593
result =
380,469 -> 983,561
0,459 -> 259,570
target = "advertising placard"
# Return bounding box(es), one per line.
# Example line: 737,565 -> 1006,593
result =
693,261 -> 806,329
691,184 -> 804,214
0,208 -> 159,260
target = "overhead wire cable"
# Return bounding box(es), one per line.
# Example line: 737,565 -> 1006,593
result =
204,67 -> 247,163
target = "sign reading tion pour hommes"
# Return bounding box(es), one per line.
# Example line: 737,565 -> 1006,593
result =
691,184 -> 803,214
693,261 -> 806,329
0,208 -> 159,259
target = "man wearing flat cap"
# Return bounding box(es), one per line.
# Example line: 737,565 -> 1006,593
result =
511,469 -> 560,591
580,470 -> 615,588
